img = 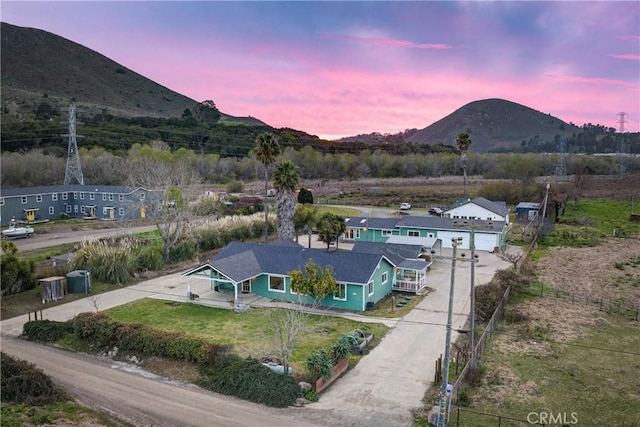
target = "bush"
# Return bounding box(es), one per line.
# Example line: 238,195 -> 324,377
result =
23,320 -> 73,342
197,358 -> 301,407
69,239 -> 135,284
1,241 -> 37,296
135,244 -> 165,271
1,352 -> 66,405
169,237 -> 198,263
72,312 -> 209,363
306,348 -> 333,380
226,180 -> 244,193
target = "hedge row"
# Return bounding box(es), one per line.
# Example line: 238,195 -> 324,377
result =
22,320 -> 73,342
1,352 -> 66,406
71,312 -> 209,363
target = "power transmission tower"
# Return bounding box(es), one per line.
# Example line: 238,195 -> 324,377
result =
63,104 -> 84,185
616,112 -> 628,178
555,136 -> 567,183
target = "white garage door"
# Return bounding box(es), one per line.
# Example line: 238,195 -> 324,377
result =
473,232 -> 499,251
437,231 -> 471,249
437,231 -> 497,251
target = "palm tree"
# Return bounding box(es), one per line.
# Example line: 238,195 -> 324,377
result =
272,160 -> 299,241
456,132 -> 472,199
254,132 -> 281,242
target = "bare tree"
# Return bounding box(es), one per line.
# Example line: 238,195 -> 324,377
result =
89,295 -> 101,312
125,142 -> 202,263
499,250 -> 523,272
263,307 -> 307,376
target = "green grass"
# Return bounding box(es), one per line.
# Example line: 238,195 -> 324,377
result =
538,199 -> 640,248
0,401 -> 129,427
105,298 -> 388,374
452,316 -> 640,427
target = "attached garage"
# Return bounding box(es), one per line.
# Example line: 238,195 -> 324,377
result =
437,230 -> 500,251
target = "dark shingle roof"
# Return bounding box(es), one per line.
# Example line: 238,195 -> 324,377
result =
211,241 -> 384,284
0,185 -> 144,197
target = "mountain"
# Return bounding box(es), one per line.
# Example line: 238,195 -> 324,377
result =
404,98 -> 581,152
0,22 -> 264,125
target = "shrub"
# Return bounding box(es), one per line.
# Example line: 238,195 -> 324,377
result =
226,180 -> 244,193
304,389 -> 319,402
332,334 -> 353,362
306,348 -> 334,380
1,352 -> 66,405
197,358 -> 301,407
68,239 -> 135,284
23,320 -> 73,342
72,312 -> 209,362
169,237 -> 198,263
1,241 -> 37,296
135,244 -> 164,271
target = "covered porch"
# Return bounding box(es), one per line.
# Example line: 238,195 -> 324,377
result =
392,259 -> 431,294
182,263 -> 256,306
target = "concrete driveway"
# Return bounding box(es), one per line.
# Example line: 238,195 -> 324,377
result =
304,248 -> 512,427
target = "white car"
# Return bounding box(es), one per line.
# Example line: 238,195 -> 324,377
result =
400,203 -> 412,210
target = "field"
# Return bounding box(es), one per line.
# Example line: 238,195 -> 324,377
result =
447,199 -> 640,426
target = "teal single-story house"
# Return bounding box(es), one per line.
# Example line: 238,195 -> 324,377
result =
183,239 -> 432,312
343,215 -> 508,251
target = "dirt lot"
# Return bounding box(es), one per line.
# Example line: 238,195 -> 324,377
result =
474,237 -> 640,410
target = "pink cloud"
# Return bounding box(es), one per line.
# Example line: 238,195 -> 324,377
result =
322,33 -> 455,50
609,54 -> 640,61
545,74 -> 638,89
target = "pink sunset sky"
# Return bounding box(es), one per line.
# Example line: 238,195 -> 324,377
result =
2,1 -> 639,139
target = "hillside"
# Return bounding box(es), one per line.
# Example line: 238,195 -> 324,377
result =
405,98 -> 581,152
0,22 -> 264,125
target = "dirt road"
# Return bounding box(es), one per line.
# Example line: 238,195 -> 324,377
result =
1,337 -> 321,427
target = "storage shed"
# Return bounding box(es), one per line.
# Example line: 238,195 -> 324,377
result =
515,202 -> 540,221
40,276 -> 65,303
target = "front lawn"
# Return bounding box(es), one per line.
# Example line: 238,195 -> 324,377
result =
105,298 -> 389,375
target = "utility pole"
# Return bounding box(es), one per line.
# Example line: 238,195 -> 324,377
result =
436,237 -> 461,427
469,228 -> 476,368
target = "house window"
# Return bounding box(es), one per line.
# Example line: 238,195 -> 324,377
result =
52,193 -> 58,201
62,193 -> 68,200
48,206 -> 54,215
269,276 -> 285,293
74,205 -> 78,213
36,194 -> 43,203
109,194 -> 114,201
367,281 -> 374,296
334,284 -> 347,301
80,193 -> 85,200
428,233 -> 435,238
381,230 -> 392,237
66,205 -> 72,213
102,193 -> 107,201
21,196 -> 27,204
139,193 -> 145,201
0,197 -> 4,206
73,192 -> 78,199
90,193 -> 95,201
119,194 -> 124,202
119,208 -> 124,216
408,231 -> 420,237
81,206 -> 86,214
381,271 -> 388,285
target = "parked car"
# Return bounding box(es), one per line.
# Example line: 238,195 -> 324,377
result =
429,207 -> 443,216
400,203 -> 412,210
